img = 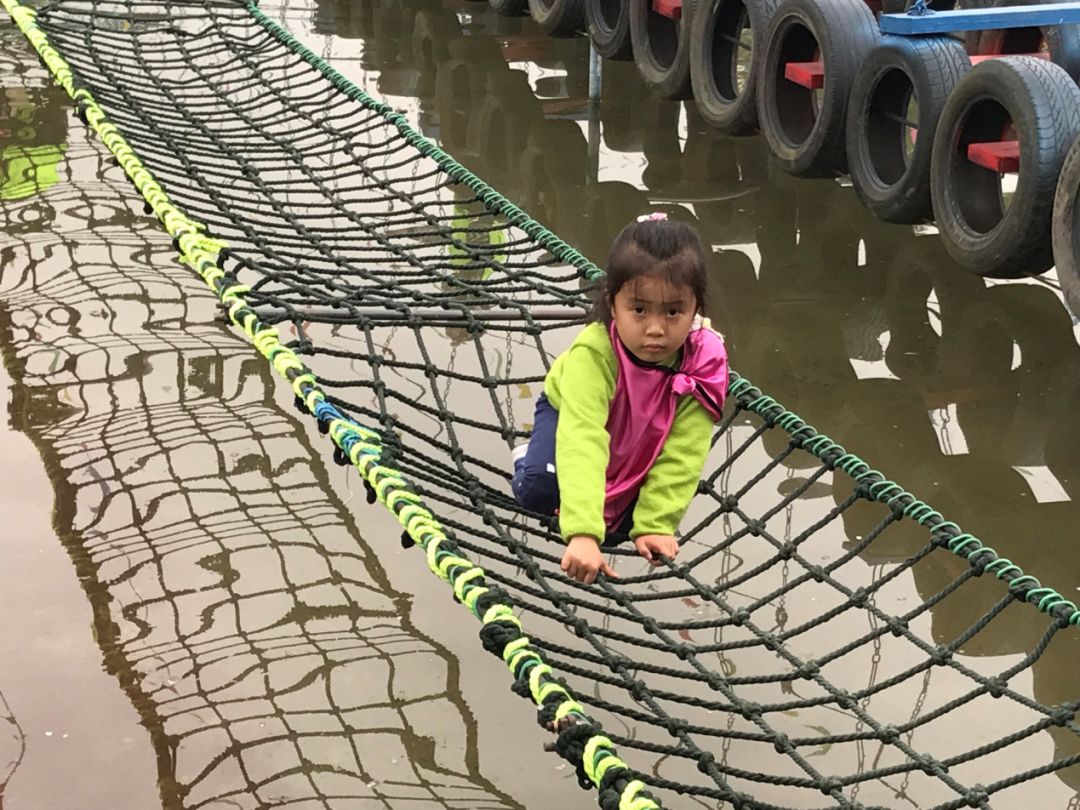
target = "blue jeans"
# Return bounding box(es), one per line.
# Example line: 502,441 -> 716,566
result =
512,394 -> 634,541
512,394 -> 560,515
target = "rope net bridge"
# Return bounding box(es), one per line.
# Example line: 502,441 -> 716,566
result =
5,0 -> 1080,806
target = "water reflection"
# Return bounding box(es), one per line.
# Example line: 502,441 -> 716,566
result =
0,27 -> 522,808
0,690 -> 24,800
5,0 -> 1080,805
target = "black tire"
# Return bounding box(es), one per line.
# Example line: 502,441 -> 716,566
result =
689,0 -> 781,134
846,35 -> 970,223
573,180 -> 650,257
526,118 -> 590,178
490,0 -> 530,14
931,56 -> 1080,276
586,0 -> 633,59
599,65 -> 651,150
469,74 -> 542,189
527,0 -> 587,36
433,60 -> 473,152
966,0 -> 1080,81
1052,134 -> 1080,316
757,0 -> 879,176
640,97 -> 685,190
630,0 -> 698,99
681,105 -> 757,197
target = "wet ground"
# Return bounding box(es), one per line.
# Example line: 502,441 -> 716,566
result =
2,0 -> 1080,807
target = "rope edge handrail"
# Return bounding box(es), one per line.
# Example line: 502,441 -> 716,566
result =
5,1 -> 1078,806
0,3 -> 665,809
725,375 -> 1080,627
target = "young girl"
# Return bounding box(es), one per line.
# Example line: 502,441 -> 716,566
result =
512,214 -> 729,584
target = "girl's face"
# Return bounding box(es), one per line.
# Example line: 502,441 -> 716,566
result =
611,276 -> 697,364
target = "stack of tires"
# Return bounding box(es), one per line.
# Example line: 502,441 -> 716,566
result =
489,0 -> 1080,294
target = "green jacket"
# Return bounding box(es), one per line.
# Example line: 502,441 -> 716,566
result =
544,323 -> 714,543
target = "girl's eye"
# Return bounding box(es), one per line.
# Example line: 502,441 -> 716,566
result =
667,309 -> 681,317
633,306 -> 646,315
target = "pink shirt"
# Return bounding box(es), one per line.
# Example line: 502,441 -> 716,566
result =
603,322 -> 729,530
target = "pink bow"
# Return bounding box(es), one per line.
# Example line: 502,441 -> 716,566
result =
636,212 -> 668,223
672,373 -> 695,396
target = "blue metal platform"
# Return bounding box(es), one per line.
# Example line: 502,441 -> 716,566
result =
881,2 -> 1080,34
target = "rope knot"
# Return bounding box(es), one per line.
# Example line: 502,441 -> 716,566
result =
731,608 -> 750,626
797,660 -> 819,679
986,677 -> 1007,698
818,777 -> 842,796
931,645 -> 953,665
878,725 -> 900,743
919,755 -> 946,775
696,751 -> 716,773
720,495 -> 739,512
738,701 -> 761,720
1051,705 -> 1076,726
835,690 -> 856,710
963,786 -> 988,807
665,718 -> 688,736
772,733 -> 793,754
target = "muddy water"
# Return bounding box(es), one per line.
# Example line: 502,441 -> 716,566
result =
3,0 -> 1080,808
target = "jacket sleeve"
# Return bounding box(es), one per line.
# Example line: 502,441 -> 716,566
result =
629,395 -> 715,538
553,343 -> 616,543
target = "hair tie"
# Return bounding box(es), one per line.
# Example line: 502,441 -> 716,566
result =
636,212 -> 668,223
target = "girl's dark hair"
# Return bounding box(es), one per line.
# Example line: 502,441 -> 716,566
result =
590,218 -> 708,325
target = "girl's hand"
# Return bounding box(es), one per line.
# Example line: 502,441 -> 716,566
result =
634,534 -> 679,566
561,536 -> 619,584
